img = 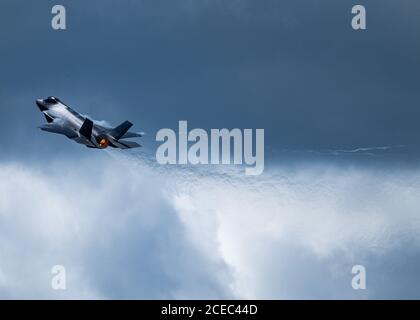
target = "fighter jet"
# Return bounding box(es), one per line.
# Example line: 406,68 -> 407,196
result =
36,96 -> 142,149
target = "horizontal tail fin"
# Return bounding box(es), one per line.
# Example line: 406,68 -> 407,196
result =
121,131 -> 143,139
110,140 -> 141,149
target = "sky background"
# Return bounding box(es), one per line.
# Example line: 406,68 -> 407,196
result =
1,0 -> 420,299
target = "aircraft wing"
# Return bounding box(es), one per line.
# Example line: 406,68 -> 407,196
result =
39,119 -> 78,139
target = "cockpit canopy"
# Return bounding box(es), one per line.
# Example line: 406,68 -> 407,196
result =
44,96 -> 62,104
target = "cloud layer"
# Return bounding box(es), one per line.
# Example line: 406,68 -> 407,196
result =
0,151 -> 420,299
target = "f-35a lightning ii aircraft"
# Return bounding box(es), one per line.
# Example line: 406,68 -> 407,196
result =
36,96 -> 142,149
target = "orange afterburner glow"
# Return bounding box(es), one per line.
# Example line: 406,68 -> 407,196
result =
99,138 -> 109,148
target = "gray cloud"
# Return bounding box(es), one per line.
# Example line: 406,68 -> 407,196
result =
1,153 -> 420,298
0,155 -> 232,299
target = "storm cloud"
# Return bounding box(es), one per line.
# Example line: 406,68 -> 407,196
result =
0,153 -> 420,298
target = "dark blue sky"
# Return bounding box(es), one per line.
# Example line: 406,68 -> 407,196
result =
1,0 -> 420,164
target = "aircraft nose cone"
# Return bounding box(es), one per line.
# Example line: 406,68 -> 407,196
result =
36,99 -> 48,111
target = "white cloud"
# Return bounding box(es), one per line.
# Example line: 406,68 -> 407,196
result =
0,153 -> 419,299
